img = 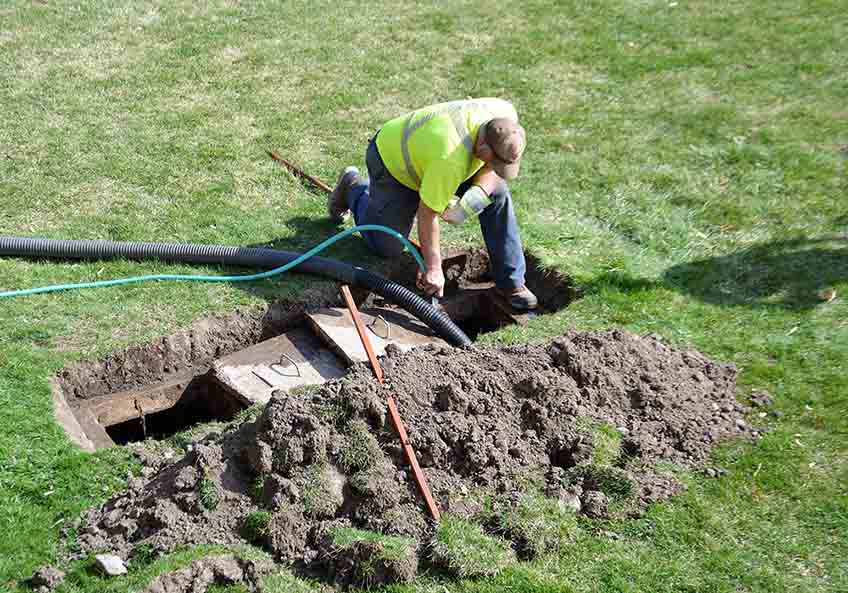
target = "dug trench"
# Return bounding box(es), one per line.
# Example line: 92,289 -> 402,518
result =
53,251 -> 758,590
53,249 -> 574,450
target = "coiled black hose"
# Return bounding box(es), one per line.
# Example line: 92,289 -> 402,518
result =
0,236 -> 472,347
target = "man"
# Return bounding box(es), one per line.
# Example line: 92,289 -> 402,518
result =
327,98 -> 537,310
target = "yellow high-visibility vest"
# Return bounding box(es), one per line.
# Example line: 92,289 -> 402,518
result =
376,98 -> 518,212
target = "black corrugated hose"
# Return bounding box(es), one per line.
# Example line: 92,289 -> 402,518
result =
0,236 -> 472,347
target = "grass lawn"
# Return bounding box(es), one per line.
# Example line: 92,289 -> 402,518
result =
1,0 -> 846,591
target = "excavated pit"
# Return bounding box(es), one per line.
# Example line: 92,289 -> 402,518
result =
104,375 -> 246,445
53,249 -> 576,450
72,329 -> 756,590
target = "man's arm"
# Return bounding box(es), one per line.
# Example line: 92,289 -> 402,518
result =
416,160 -> 468,297
415,201 -> 445,297
472,164 -> 502,194
440,165 -> 503,225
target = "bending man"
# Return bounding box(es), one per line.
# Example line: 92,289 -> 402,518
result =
327,97 -> 537,310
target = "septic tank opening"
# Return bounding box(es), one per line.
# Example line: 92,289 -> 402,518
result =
389,247 -> 579,314
411,248 -> 578,340
104,374 -> 246,445
55,370 -> 250,450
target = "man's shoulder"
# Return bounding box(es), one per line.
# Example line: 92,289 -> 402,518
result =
470,97 -> 515,110
462,98 -> 518,123
420,97 -> 515,114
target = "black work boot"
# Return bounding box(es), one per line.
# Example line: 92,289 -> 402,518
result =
327,166 -> 360,224
496,285 -> 538,310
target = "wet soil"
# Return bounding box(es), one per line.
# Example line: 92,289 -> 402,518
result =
73,330 -> 752,588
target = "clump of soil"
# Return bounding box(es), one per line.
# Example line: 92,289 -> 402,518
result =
74,330 -> 752,588
27,566 -> 65,593
142,554 -> 272,593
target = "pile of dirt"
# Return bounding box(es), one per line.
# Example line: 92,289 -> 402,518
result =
74,330 -> 752,588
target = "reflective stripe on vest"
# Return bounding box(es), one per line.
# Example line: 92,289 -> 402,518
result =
400,101 -> 486,186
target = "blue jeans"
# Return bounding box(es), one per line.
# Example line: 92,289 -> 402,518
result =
348,137 -> 526,289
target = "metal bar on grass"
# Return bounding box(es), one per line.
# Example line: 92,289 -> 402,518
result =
268,151 -> 424,252
267,150 -> 334,194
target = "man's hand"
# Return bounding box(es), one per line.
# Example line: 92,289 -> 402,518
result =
416,266 -> 445,298
416,201 -> 444,297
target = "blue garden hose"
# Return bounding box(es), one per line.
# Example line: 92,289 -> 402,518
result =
0,225 -> 424,299
0,226 -> 472,346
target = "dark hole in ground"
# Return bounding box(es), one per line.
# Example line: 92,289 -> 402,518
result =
452,310 -> 507,341
388,247 -> 578,340
440,289 -> 518,340
105,374 -> 246,445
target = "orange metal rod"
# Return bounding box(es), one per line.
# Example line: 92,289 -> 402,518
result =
386,396 -> 442,522
267,151 -> 423,252
339,285 -> 441,522
268,150 -> 334,194
339,285 -> 384,384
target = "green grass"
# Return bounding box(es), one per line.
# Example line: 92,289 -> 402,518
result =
298,463 -> 345,519
261,569 -> 331,593
497,492 -> 580,560
242,511 -> 272,545
431,515 -> 516,579
324,527 -> 418,588
329,527 -> 415,564
337,420 -> 383,473
198,471 -> 220,511
0,0 -> 846,592
577,419 -> 623,467
566,465 -> 638,504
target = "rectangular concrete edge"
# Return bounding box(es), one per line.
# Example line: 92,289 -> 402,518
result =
211,329 -> 346,406
51,378 -> 97,453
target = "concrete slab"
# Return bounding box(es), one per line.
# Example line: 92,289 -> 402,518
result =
307,306 -> 447,366
73,408 -> 116,450
80,370 -> 197,427
212,327 -> 345,405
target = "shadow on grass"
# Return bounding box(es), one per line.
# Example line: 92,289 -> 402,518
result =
662,236 -> 847,310
246,215 -> 372,257
586,235 -> 847,311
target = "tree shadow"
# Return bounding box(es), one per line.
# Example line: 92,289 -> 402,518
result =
661,235 -> 847,310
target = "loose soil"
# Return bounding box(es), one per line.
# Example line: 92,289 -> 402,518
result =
73,330 -> 753,588
141,555 -> 273,593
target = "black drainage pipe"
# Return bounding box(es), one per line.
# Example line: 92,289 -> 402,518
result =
0,236 -> 472,347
